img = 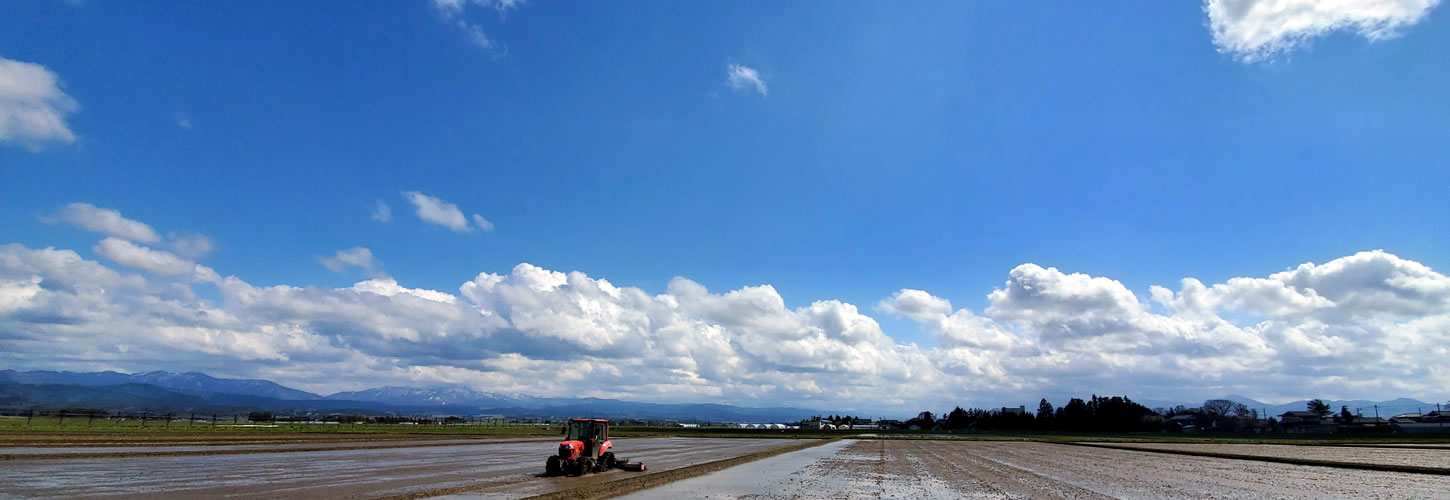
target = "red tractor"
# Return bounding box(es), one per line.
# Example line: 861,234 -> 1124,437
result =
545,418 -> 645,476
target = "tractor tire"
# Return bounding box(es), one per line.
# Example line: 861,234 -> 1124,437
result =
581,458 -> 597,474
545,456 -> 562,476
602,452 -> 617,469
568,459 -> 584,476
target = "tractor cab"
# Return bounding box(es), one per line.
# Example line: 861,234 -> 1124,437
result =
566,418 -> 609,444
547,418 -> 616,475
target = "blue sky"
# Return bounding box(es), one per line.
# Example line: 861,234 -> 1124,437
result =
2,1 -> 1448,411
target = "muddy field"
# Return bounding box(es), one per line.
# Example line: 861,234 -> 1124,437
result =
0,437 -> 555,457
1092,441 -> 1450,468
624,440 -> 1450,499
6,437 -> 1449,499
0,437 -> 805,499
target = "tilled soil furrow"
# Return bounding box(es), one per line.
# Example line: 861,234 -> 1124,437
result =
914,440 -> 1113,499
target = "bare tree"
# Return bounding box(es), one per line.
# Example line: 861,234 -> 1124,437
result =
1201,399 -> 1245,419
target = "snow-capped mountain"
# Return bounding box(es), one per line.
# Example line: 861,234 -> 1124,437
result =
325,386 -> 537,407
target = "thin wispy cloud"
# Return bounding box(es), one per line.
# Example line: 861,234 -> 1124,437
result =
1204,0 -> 1442,62
403,191 -> 493,233
167,233 -> 214,260
431,0 -> 523,53
726,63 -> 768,97
93,237 -> 219,282
319,246 -> 384,277
175,112 -> 192,129
471,214 -> 495,232
44,202 -> 160,243
372,199 -> 392,223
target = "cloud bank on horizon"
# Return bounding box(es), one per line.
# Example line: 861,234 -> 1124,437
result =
1,202 -> 1445,411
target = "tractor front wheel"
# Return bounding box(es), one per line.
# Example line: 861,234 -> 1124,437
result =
581,457 -> 597,474
545,456 -> 562,476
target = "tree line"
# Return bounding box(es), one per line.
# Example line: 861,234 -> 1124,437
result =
902,395 -> 1210,432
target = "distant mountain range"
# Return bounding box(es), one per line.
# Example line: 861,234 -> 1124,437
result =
1,370 -> 322,400
328,386 -> 537,408
0,370 -> 818,423
1136,394 -> 1442,418
3,370 -> 1438,422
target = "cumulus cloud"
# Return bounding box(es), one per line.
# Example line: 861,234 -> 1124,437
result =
46,203 -> 161,243
403,191 -> 492,233
0,56 -> 79,147
1204,0 -> 1442,62
372,199 -> 392,223
2,222 -> 1447,410
319,247 -> 383,277
726,63 -> 768,96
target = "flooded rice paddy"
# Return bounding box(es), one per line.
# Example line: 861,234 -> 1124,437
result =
3,437 -> 1448,499
625,440 -> 1450,499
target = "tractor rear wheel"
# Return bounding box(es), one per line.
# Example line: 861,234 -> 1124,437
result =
545,456 -> 561,476
602,452 -> 616,469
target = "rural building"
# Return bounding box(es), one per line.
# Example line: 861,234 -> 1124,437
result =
1390,411 -> 1450,433
1278,411 -> 1336,434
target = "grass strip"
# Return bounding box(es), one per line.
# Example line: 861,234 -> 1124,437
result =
377,438 -> 840,500
1049,441 -> 1450,476
0,435 -> 482,447
0,437 -> 550,461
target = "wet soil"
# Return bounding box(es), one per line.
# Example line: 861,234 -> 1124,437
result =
0,437 -> 805,499
624,439 -> 1450,499
1091,442 -> 1450,468
0,438 -> 555,459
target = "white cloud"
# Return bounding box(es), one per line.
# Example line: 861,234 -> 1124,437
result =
47,202 -> 161,243
471,214 -> 495,232
0,56 -> 79,146
726,63 -> 768,96
403,191 -> 487,233
1204,0 -> 1442,62
168,233 -> 214,260
877,289 -> 953,323
2,232 -> 1447,411
92,237 -> 219,282
175,112 -> 192,129
319,247 -> 383,277
431,0 -> 522,52
372,199 -> 392,223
